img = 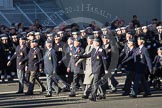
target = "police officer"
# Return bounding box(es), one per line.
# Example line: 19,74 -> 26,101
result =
150,47 -> 162,89
10,35 -> 19,77
72,31 -> 79,39
0,34 -> 14,82
79,38 -> 108,101
141,26 -> 155,60
80,29 -> 88,49
115,28 -> 125,52
57,31 -> 68,42
11,35 -> 19,49
67,38 -> 84,97
93,31 -> 100,38
35,32 -> 45,49
7,37 -> 29,93
153,47 -> 162,75
101,27 -> 108,35
130,37 -> 152,98
46,33 -> 54,41
26,31 -> 35,48
156,26 -> 162,46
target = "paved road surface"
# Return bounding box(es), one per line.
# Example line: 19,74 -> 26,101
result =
0,76 -> 162,108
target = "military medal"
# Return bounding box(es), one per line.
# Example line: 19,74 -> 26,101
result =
34,55 -> 36,58
7,56 -> 11,60
59,48 -> 62,51
96,56 -> 99,59
20,52 -> 23,56
70,52 -> 72,56
49,56 -> 51,60
34,50 -> 37,58
140,54 -> 143,59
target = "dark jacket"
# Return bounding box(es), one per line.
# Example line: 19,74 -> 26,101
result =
9,45 -> 29,70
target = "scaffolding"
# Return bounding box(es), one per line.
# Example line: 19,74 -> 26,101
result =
0,0 -> 68,27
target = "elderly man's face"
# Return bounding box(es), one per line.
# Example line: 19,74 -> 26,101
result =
46,43 -> 52,49
12,37 -> 18,42
74,41 -> 80,47
137,40 -> 144,46
54,38 -> 61,43
29,35 -> 35,41
127,41 -> 134,48
93,41 -> 99,47
35,35 -> 41,40
102,38 -> 109,45
87,39 -> 93,45
19,40 -> 26,46
126,34 -> 132,41
117,30 -> 122,35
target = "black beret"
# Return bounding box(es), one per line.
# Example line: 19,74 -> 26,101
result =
128,38 -> 135,43
157,47 -> 162,50
102,35 -> 110,39
137,36 -> 145,41
68,37 -> 74,41
87,35 -> 94,39
21,32 -> 27,35
127,31 -> 134,35
93,38 -> 101,42
54,34 -> 61,38
19,37 -> 27,40
31,39 -> 39,43
46,39 -> 53,44
74,38 -> 81,42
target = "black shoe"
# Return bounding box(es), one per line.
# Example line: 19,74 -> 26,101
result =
8,78 -> 13,82
41,86 -> 46,93
82,95 -> 88,99
45,94 -> 52,97
1,79 -> 5,83
89,97 -> 96,101
69,93 -> 76,97
25,92 -> 33,95
102,95 -> 106,99
129,94 -> 137,98
16,91 -> 23,94
97,95 -> 106,100
122,92 -> 129,96
143,93 -> 151,97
